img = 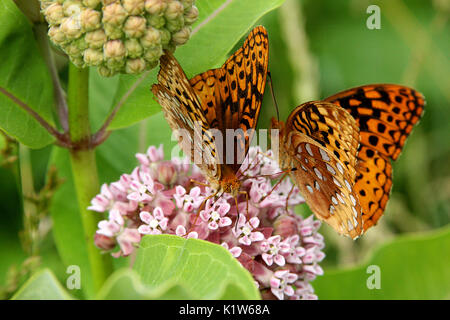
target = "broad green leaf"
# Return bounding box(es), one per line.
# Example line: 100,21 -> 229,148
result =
107,0 -> 286,129
313,225 -> 450,299
11,268 -> 74,300
133,235 -> 260,300
0,0 -> 54,148
96,268 -> 195,300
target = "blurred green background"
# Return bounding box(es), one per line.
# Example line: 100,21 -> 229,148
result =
0,0 -> 449,299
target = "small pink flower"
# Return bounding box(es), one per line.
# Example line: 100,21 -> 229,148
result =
282,235 -> 306,264
260,235 -> 289,266
127,179 -> 154,202
138,207 -> 169,235
232,215 -> 265,246
200,200 -> 232,230
303,246 -> 325,264
292,281 -> 318,300
94,233 -> 116,251
88,184 -> 114,212
248,178 -> 272,204
114,228 -> 141,257
175,225 -> 198,239
96,209 -> 124,237
146,144 -> 164,162
173,186 -> 204,212
221,242 -> 242,258
270,270 -> 298,300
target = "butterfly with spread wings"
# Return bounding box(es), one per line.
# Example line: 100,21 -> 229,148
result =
272,85 -> 425,239
151,26 -> 269,198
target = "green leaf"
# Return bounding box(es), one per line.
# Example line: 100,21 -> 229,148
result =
107,0 -> 286,129
96,268 -> 195,300
133,235 -> 260,300
313,225 -> 450,299
0,0 -> 54,148
11,269 -> 74,300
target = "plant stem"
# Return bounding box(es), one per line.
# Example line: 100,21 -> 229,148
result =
67,63 -> 112,296
34,23 -> 69,132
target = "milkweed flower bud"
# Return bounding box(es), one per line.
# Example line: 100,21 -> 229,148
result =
83,48 -> 104,65
41,0 -> 199,76
123,0 -> 145,15
44,3 -> 64,25
126,58 -> 146,74
123,16 -> 147,38
144,0 -> 167,16
102,3 -> 128,25
98,65 -> 114,77
166,16 -> 184,33
83,0 -> 101,9
181,0 -> 194,8
48,25 -> 67,44
144,46 -> 163,63
104,40 -> 126,61
63,1 -> 82,15
140,27 -> 161,48
102,0 -> 118,5
80,8 -> 101,31
125,38 -> 144,58
172,26 -> 190,45
165,0 -> 184,20
60,16 -> 83,39
103,23 -> 124,39
184,5 -> 198,25
85,29 -> 107,48
147,14 -> 165,28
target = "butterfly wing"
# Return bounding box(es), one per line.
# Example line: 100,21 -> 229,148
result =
325,84 -> 425,231
274,102 -> 363,239
189,26 -> 269,172
151,51 -> 221,184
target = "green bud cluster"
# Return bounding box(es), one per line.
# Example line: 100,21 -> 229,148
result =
40,0 -> 199,76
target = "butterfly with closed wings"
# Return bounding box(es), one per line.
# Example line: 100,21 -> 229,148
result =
272,84 -> 425,239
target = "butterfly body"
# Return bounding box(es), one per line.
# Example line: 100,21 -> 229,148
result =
152,26 -> 269,198
272,85 -> 425,239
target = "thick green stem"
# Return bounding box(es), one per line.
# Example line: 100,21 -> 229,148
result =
67,63 -> 112,296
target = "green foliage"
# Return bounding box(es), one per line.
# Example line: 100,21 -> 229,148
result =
11,269 -> 73,300
313,225 -> 450,299
133,235 -> 260,299
0,0 -> 54,148
96,268 -> 195,300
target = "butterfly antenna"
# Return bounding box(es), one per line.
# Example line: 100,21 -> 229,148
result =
268,71 -> 280,122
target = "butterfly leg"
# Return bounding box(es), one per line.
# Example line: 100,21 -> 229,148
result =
234,196 -> 240,232
285,184 -> 296,212
189,190 -> 219,233
259,170 -> 291,203
190,179 -> 209,188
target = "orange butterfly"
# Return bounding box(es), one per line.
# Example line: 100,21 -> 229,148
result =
272,85 -> 425,239
152,26 -> 269,198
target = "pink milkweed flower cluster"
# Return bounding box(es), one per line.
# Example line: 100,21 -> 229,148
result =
89,145 -> 326,300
